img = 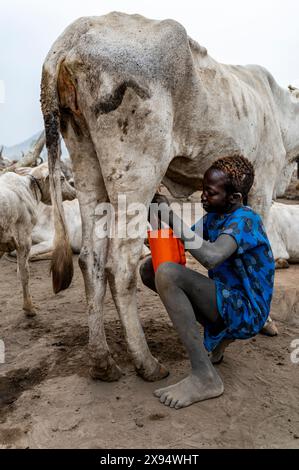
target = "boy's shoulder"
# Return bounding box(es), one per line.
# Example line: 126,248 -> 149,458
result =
204,206 -> 264,235
226,205 -> 261,222
205,205 -> 260,222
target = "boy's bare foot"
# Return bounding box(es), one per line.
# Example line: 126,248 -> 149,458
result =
154,370 -> 224,409
260,317 -> 278,337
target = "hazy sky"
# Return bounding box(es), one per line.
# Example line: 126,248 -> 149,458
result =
0,0 -> 298,146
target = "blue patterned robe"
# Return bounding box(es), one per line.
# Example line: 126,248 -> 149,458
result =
192,206 -> 275,352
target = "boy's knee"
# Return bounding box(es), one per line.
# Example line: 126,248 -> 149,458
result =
155,262 -> 182,290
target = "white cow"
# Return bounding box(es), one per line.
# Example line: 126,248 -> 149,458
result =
30,199 -> 154,261
41,13 -> 299,382
274,86 -> 299,198
268,202 -> 299,268
0,163 -> 76,316
29,200 -> 81,260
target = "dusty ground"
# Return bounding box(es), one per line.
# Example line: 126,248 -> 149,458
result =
0,250 -> 299,449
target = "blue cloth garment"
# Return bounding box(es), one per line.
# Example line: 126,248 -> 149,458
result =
191,206 -> 275,352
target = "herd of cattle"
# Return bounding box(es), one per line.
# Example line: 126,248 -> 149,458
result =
1,12 -> 299,382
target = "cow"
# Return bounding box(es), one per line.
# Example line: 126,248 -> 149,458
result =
0,162 -> 76,316
274,86 -> 299,198
268,201 -> 299,268
41,12 -> 299,382
7,197 -> 152,262
27,199 -> 81,261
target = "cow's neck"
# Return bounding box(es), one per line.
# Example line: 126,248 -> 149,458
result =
29,176 -> 42,204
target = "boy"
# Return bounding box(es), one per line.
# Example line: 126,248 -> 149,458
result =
140,155 -> 275,409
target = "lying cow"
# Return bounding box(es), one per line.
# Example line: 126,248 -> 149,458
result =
6,194 -> 153,262
41,12 -> 299,381
29,199 -> 81,260
268,201 -> 299,268
0,163 -> 76,316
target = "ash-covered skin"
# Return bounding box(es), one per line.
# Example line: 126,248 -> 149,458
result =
141,169 -> 245,409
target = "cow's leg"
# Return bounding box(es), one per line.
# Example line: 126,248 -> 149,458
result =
105,210 -> 169,382
88,87 -> 174,381
29,241 -> 54,260
79,194 -> 121,382
58,63 -> 122,381
101,158 -> 171,381
16,240 -> 36,317
62,131 -> 121,381
64,74 -> 172,380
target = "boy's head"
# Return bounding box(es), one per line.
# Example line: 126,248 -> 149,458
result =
202,155 -> 255,213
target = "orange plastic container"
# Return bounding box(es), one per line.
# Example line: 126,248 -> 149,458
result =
147,228 -> 186,272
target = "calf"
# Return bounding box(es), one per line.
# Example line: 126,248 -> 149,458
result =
0,163 -> 76,316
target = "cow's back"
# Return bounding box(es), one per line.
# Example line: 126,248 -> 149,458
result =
0,174 -> 36,230
46,12 -> 196,100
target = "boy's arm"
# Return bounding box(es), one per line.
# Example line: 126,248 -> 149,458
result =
151,199 -> 237,270
171,210 -> 237,269
188,234 -> 237,269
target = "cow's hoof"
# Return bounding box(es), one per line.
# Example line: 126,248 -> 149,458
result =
275,259 -> 289,269
89,357 -> 123,382
137,359 -> 169,382
23,308 -> 37,318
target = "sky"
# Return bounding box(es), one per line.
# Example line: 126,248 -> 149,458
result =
0,0 -> 298,146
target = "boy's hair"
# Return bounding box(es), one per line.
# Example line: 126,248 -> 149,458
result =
210,155 -> 255,205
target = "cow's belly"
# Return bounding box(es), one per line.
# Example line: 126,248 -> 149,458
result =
164,128 -> 251,197
0,226 -> 17,252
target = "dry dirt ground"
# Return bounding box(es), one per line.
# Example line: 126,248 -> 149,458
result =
0,250 -> 299,449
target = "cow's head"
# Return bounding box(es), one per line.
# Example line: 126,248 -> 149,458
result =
29,162 -> 76,204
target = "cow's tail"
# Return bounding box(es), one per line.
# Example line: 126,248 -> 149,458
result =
41,59 -> 73,294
